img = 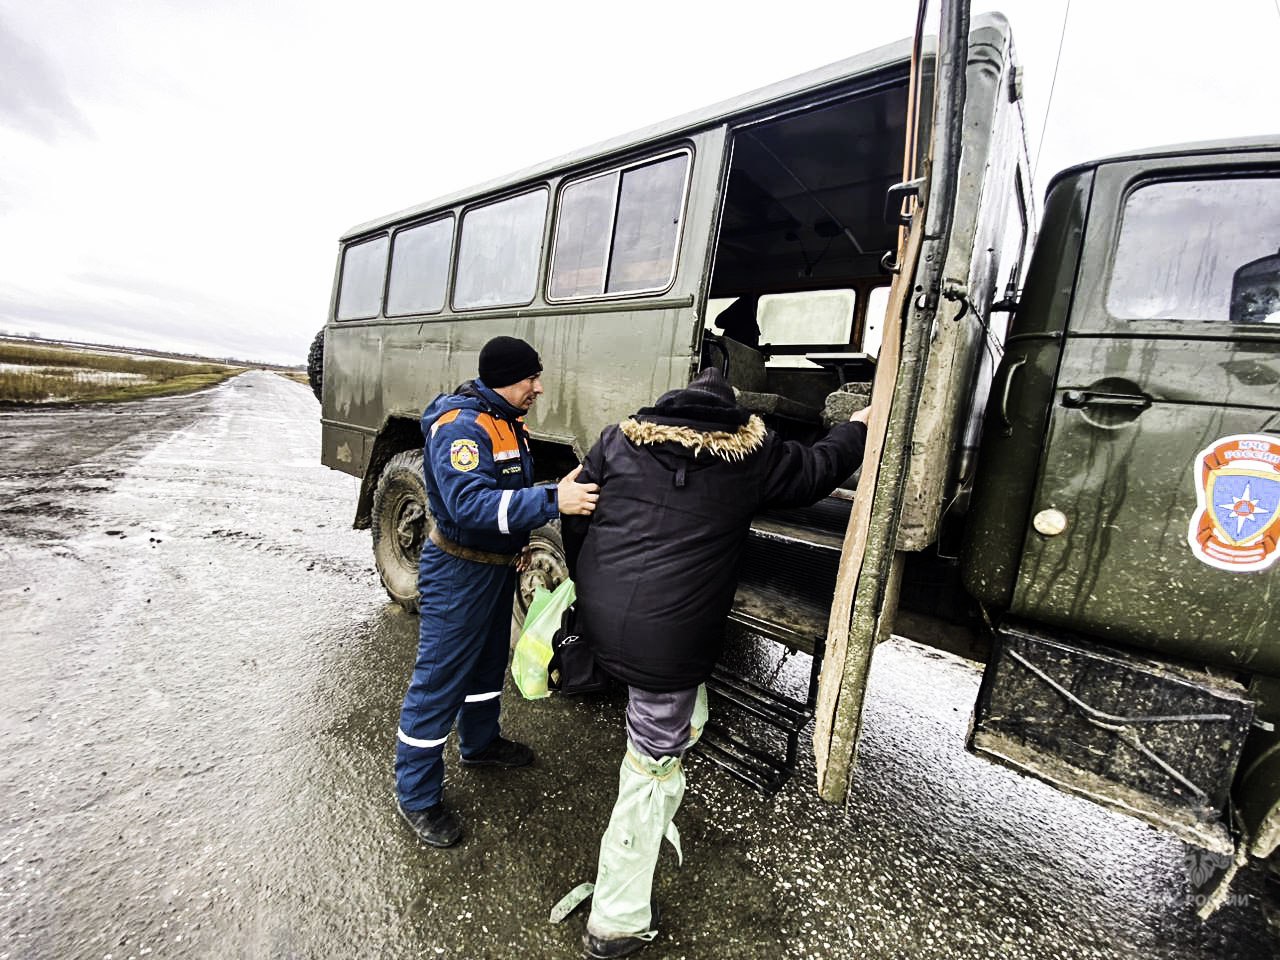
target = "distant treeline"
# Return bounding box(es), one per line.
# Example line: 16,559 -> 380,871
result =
0,334 -> 304,371
0,341 -> 234,378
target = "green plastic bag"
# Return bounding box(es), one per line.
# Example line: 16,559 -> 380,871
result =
512,578 -> 575,700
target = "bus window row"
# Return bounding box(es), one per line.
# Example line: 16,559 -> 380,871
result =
334,149 -> 693,322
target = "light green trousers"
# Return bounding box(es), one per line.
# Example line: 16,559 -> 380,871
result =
586,685 -> 707,939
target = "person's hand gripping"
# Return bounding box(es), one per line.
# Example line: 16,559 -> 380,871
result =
557,464 -> 599,516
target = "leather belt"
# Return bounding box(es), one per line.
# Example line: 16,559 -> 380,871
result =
429,527 -> 518,566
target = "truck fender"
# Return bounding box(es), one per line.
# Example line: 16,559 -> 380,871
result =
354,416 -> 422,530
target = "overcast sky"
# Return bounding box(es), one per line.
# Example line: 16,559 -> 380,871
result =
0,0 -> 1276,366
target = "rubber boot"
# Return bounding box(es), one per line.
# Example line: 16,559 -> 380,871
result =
586,746 -> 685,942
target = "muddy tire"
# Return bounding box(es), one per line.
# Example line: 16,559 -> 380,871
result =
306,328 -> 325,402
371,449 -> 428,612
513,521 -> 568,628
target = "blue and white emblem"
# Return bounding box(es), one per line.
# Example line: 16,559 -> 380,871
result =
1187,433 -> 1280,572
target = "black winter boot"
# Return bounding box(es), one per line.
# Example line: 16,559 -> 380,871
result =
397,801 -> 462,848
582,902 -> 660,959
460,735 -> 534,768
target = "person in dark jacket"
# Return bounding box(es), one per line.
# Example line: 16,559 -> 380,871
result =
395,336 -> 599,849
563,367 -> 868,958
711,293 -> 761,349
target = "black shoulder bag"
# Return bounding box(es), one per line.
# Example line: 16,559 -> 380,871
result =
547,603 -> 608,695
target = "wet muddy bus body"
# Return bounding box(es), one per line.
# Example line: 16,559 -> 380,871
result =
316,8 -> 1280,919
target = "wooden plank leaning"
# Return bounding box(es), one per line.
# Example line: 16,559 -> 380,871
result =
813,216 -> 924,801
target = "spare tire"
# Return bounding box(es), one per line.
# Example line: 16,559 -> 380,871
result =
371,449 -> 428,612
306,328 -> 325,401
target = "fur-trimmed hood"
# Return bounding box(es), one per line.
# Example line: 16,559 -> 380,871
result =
619,414 -> 766,461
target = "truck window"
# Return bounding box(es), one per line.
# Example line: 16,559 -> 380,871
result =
386,216 -> 454,316
548,150 -> 690,300
454,188 -> 549,310
1106,176 -> 1280,324
336,235 -> 389,321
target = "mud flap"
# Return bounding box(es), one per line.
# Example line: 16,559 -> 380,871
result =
971,621 -> 1255,854
1191,843 -> 1248,920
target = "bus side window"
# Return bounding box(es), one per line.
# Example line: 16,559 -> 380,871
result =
757,290 -> 855,368
548,150 -> 690,301
336,235 -> 390,321
386,216 -> 454,317
454,188 -> 548,310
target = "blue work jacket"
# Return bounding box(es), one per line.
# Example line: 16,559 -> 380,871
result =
420,379 -> 559,554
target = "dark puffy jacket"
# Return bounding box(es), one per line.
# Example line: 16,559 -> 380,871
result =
564,412 -> 866,692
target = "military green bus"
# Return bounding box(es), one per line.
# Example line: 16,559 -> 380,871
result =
315,8 -> 1279,921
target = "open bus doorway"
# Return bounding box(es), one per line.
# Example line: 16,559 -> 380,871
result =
702,76 -> 910,442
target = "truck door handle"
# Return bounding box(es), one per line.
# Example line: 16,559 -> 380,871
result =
1061,390 -> 1152,412
997,355 -> 1027,436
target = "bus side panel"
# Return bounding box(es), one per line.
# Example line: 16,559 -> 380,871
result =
373,306 -> 702,452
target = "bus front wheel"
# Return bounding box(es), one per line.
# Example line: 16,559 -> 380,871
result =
371,449 -> 427,612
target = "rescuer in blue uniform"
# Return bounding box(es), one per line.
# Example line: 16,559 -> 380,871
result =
395,336 -> 599,848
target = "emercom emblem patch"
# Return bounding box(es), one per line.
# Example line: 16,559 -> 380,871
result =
450,438 -> 480,473
1187,433 -> 1280,573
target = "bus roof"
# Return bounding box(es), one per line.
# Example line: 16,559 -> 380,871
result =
341,13 -> 1013,240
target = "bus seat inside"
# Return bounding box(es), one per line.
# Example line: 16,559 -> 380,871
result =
701,331 -> 824,427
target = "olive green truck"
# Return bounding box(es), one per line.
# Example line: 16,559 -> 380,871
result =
312,7 -> 1280,922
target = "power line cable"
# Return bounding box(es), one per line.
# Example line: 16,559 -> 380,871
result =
1033,0 -> 1073,183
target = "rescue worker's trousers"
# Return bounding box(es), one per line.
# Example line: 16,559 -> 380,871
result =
587,684 -> 708,939
394,543 -> 516,810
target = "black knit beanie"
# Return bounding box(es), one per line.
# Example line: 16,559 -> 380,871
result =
637,368 -> 750,429
478,336 -> 541,388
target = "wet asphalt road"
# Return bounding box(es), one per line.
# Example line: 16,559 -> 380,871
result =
0,370 -> 1274,960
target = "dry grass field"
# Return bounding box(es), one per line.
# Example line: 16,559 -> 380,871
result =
0,341 -> 244,404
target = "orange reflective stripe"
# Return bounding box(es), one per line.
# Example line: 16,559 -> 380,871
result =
430,408 -> 463,436
433,408 -> 522,463
476,413 -> 520,461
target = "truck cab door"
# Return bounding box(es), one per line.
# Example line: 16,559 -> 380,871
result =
1010,151 -> 1280,675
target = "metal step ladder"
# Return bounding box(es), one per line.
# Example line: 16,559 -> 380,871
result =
695,494 -> 850,793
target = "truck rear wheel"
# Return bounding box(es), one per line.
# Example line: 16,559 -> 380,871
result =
514,522 -> 568,628
371,449 -> 427,612
306,328 -> 325,402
